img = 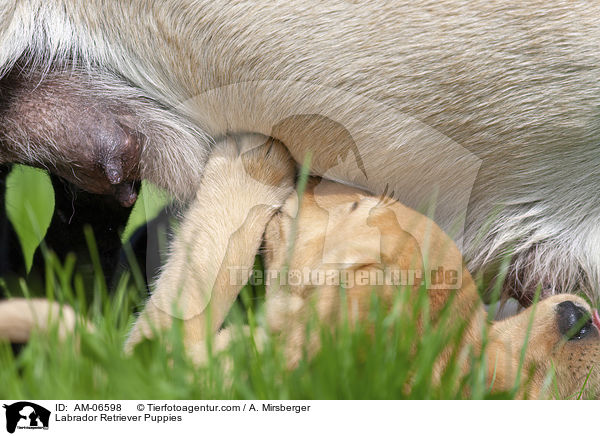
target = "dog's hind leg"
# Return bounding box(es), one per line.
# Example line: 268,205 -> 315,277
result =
125,134 -> 295,353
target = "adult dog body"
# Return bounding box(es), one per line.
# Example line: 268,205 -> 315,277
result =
2,1 -> 599,301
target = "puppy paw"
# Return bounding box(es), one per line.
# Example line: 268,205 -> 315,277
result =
239,136 -> 296,189
202,134 -> 296,203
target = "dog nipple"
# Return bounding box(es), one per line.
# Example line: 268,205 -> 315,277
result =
113,182 -> 138,207
104,160 -> 123,185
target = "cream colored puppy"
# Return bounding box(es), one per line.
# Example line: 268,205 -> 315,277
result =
128,135 -> 600,398
264,178 -> 600,398
127,134 -> 296,349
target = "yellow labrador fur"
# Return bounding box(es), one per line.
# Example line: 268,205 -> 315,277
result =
130,135 -> 600,398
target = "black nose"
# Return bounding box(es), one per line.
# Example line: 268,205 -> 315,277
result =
556,301 -> 598,340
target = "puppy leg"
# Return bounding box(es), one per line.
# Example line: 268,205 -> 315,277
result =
0,298 -> 78,343
126,134 -> 295,352
186,325 -> 269,367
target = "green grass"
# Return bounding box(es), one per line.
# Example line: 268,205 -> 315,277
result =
0,165 -> 537,400
0,240 -> 522,400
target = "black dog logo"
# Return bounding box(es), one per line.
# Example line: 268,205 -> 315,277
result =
3,402 -> 50,433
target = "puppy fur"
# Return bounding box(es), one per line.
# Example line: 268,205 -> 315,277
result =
131,135 -> 600,399
0,298 -> 79,342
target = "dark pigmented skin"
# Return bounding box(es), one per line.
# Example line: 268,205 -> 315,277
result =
0,69 -> 142,206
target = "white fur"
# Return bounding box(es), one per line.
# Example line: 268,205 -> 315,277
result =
2,1 -> 600,298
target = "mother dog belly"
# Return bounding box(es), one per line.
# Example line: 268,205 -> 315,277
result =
1,1 -> 599,298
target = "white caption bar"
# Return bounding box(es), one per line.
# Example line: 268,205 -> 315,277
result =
0,400 -> 588,435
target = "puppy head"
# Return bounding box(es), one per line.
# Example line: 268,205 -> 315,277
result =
491,293 -> 600,398
549,295 -> 600,398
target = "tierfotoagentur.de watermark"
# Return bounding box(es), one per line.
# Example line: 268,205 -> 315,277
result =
228,265 -> 461,290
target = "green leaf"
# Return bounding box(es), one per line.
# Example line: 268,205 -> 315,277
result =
5,165 -> 55,272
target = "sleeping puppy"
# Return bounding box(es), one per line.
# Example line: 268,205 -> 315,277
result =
128,134 -> 600,399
